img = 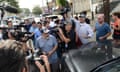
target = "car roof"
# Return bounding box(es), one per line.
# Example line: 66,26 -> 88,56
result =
64,41 -> 119,72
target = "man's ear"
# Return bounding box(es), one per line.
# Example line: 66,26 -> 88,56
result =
22,68 -> 26,72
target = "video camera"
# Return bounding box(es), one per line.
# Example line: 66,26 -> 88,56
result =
26,48 -> 44,65
0,27 -> 33,42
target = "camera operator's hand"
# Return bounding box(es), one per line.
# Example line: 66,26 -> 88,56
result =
65,38 -> 70,43
47,51 -> 52,57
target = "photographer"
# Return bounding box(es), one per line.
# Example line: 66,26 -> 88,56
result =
59,21 -> 77,52
0,40 -> 50,72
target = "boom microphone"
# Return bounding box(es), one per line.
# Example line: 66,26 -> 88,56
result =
4,5 -> 18,13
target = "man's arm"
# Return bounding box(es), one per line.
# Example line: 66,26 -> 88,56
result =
48,36 -> 58,57
100,32 -> 111,40
84,25 -> 94,39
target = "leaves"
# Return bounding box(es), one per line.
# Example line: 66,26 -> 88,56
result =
32,6 -> 42,15
56,0 -> 67,7
0,0 -> 20,13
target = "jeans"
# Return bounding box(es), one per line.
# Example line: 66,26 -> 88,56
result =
97,39 -> 113,59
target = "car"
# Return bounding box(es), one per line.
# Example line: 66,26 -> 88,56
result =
62,41 -> 120,72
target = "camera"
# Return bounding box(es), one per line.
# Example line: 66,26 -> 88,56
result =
26,48 -> 44,65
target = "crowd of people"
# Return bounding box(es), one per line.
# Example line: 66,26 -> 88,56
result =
0,11 -> 120,72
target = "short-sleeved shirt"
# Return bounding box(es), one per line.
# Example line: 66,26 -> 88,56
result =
36,35 -> 58,64
34,29 -> 42,39
95,22 -> 111,41
29,26 -> 38,33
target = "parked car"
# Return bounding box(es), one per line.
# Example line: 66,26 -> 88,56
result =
62,41 -> 120,72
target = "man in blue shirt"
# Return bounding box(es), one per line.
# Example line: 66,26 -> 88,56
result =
36,28 -> 59,72
24,19 -> 32,32
34,22 -> 42,39
94,14 -> 112,58
29,21 -> 38,45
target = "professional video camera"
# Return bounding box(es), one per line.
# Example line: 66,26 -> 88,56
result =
26,48 -> 45,72
26,48 -> 44,65
0,26 -> 33,42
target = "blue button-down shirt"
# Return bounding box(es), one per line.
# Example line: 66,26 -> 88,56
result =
36,35 -> 58,64
34,29 -> 42,39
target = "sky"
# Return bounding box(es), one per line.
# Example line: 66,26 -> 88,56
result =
19,0 -> 52,11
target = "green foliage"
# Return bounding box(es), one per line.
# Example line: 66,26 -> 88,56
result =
56,0 -> 67,7
32,6 -> 42,15
21,8 -> 31,15
0,0 -> 21,13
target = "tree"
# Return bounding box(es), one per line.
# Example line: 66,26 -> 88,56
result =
0,0 -> 19,8
0,0 -> 20,13
32,6 -> 42,15
56,0 -> 69,8
21,8 -> 31,16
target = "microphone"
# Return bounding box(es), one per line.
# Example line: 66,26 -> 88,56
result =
4,5 -> 18,13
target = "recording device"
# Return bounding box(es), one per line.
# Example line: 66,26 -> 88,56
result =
0,27 -> 33,42
59,8 -> 71,15
26,48 -> 44,65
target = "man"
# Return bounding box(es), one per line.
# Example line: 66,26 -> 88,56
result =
24,19 -> 32,32
0,40 -> 51,72
34,22 -> 42,39
94,14 -> 112,58
49,18 -> 56,28
7,21 -> 13,28
76,14 -> 94,45
80,11 -> 91,24
36,28 -> 59,72
29,21 -> 38,45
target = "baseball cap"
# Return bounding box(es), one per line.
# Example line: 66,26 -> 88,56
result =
42,28 -> 50,33
79,14 -> 86,18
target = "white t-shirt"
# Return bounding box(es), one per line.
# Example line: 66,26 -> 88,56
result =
49,21 -> 56,27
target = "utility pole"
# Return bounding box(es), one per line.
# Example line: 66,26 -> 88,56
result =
103,0 -> 110,24
46,0 -> 50,13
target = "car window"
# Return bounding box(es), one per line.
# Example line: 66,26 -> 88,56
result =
95,59 -> 120,72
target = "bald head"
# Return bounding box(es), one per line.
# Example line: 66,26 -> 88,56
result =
97,14 -> 105,24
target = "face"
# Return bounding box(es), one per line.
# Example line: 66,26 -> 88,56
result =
112,15 -> 117,20
65,24 -> 72,31
43,33 -> 49,38
24,20 -> 29,24
45,23 -> 50,28
38,24 -> 42,29
32,23 -> 37,27
8,22 -> 13,27
79,17 -> 85,23
97,16 -> 104,23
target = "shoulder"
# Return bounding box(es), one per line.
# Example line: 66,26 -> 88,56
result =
85,23 -> 91,27
49,35 -> 55,38
36,36 -> 42,41
49,35 -> 56,40
104,23 -> 110,27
